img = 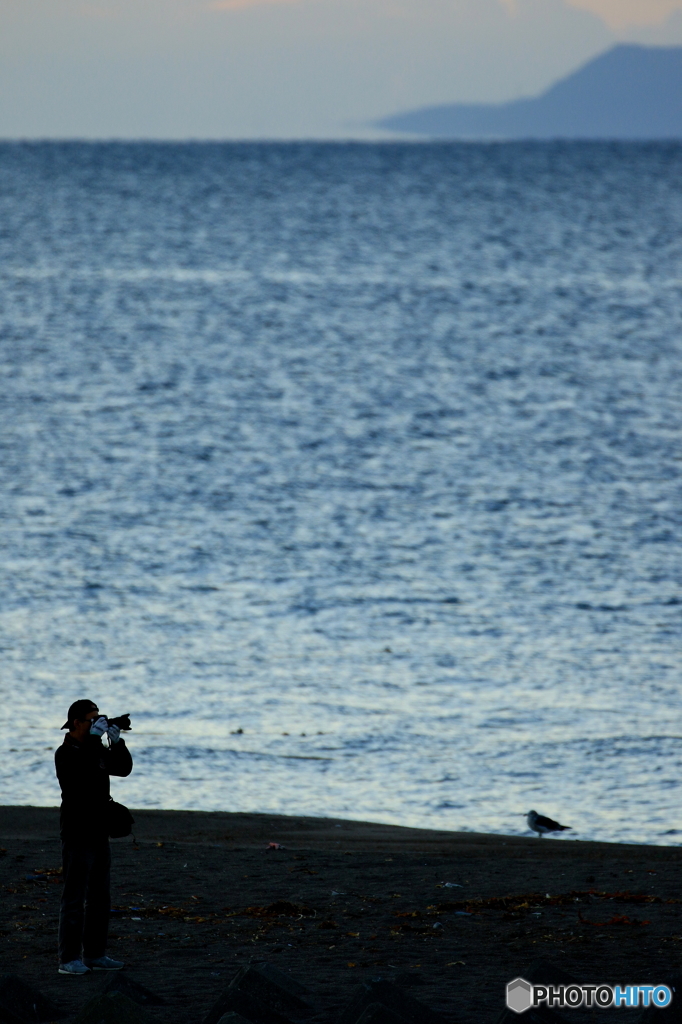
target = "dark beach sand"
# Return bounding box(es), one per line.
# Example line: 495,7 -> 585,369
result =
1,806 -> 681,1023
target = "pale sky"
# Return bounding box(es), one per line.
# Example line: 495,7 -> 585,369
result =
0,0 -> 680,138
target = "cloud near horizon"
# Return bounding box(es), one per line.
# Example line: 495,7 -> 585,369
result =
207,0 -> 682,30
566,0 -> 682,29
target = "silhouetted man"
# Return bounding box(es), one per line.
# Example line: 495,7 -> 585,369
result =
55,699 -> 133,976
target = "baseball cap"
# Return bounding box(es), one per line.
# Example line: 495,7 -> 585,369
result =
61,699 -> 99,730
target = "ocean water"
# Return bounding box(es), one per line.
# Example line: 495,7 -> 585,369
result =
0,141 -> 680,845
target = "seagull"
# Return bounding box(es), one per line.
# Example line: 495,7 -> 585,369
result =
526,809 -> 572,838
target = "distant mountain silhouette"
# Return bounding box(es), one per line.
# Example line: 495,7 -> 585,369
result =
377,45 -> 682,139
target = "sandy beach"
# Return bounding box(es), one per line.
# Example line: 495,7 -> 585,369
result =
1,806 -> 681,1023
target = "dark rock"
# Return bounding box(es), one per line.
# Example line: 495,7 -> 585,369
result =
338,980 -> 444,1024
355,1004 -> 411,1024
0,1003 -> 24,1024
0,974 -> 64,1024
203,964 -> 301,1024
98,975 -> 164,1007
239,962 -> 313,1012
0,1002 -> 27,1024
74,992 -> 157,1024
216,1015 -> 254,1024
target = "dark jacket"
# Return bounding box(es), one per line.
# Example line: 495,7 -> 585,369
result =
55,734 -> 133,840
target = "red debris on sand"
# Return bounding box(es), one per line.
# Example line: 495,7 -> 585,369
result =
578,910 -> 650,927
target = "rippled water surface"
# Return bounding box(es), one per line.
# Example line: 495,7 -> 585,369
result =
1,142 -> 681,843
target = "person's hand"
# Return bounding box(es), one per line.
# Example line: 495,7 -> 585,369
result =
89,716 -> 108,737
107,723 -> 121,744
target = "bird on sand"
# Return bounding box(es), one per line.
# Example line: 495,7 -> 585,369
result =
526,809 -> 572,837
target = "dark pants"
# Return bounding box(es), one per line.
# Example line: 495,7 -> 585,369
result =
58,835 -> 110,964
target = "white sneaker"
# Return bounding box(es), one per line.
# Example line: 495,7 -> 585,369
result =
84,955 -> 124,970
58,960 -> 90,976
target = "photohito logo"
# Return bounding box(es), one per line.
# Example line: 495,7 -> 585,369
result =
506,979 -> 673,1013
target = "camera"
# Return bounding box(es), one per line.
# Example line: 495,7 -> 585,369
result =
100,713 -> 132,731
